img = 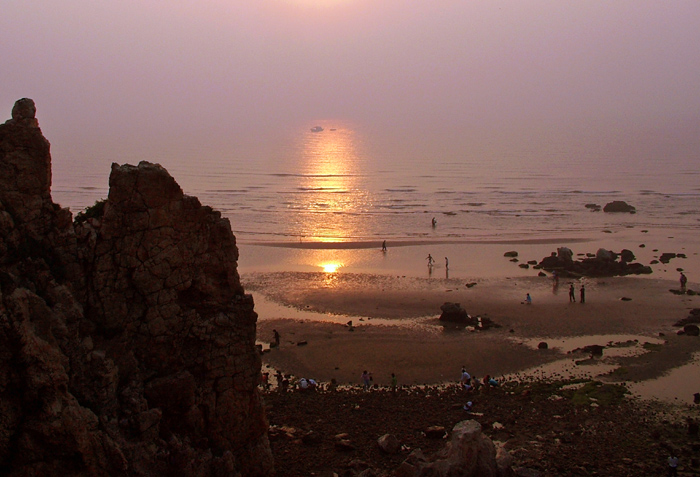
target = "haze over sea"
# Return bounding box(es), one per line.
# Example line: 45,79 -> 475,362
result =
6,1 -> 698,279
50,119 -> 699,280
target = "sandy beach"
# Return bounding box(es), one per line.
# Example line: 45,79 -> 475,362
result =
241,239 -> 700,404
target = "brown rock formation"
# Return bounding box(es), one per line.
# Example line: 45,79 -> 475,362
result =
396,420 -> 513,477
1,99 -> 273,475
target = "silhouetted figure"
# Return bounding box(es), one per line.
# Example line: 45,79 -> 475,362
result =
426,254 -> 434,267
445,257 -> 449,269
580,285 -> 586,303
382,240 -> 387,251
432,217 -> 437,227
273,329 -> 280,346
680,272 -> 688,290
361,370 -> 372,390
525,293 -> 532,305
569,284 -> 576,302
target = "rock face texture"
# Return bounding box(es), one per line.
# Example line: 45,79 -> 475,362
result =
0,99 -> 273,476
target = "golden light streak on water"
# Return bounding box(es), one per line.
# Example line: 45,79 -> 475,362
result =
296,124 -> 367,242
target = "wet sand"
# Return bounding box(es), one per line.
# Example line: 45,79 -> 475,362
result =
245,268 -> 700,401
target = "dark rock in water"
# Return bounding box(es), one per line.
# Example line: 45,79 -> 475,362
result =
518,263 -> 529,269
603,201 -> 636,213
585,203 -> 602,211
581,345 -> 605,356
660,253 -> 677,264
538,272 -> 547,277
558,247 -> 574,263
684,325 -> 700,336
538,342 -> 548,350
620,249 -> 636,263
596,248 -> 618,261
504,251 -> 518,257
536,246 -> 652,278
621,297 -> 632,301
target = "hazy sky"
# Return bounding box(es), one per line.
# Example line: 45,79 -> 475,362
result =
2,1 -> 700,166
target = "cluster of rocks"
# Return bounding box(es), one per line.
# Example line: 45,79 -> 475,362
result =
584,201 -> 636,213
439,302 -> 500,330
272,419 -> 514,477
535,247 -> 652,278
1,100 -> 272,475
674,309 -> 700,336
394,420 -> 513,477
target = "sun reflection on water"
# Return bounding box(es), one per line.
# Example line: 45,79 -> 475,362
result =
294,123 -> 368,243
321,263 -> 341,273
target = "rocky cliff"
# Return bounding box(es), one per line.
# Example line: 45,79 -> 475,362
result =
0,99 -> 273,476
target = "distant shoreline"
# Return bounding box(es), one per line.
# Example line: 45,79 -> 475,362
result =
239,236 -> 594,250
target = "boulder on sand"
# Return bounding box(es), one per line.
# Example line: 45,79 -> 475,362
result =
603,201 -> 636,213
439,302 -> 469,323
396,420 -> 513,477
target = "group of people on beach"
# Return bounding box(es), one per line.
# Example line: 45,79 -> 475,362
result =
568,283 -> 585,303
460,367 -> 498,392
263,371 -> 320,393
425,254 -> 448,269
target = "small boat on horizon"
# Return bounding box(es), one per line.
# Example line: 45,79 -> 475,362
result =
310,126 -> 324,132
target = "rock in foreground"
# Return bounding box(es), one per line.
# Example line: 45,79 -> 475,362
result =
0,99 -> 273,475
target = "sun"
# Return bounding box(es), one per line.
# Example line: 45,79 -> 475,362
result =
322,263 -> 341,273
282,0 -> 351,7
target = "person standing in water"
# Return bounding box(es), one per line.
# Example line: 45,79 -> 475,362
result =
445,257 -> 449,270
432,217 -> 437,227
569,284 -> 576,302
580,285 -> 586,303
427,254 -> 434,267
382,240 -> 387,251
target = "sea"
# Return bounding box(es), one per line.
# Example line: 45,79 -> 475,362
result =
50,119 -> 700,280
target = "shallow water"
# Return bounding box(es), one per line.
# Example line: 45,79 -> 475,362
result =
628,353 -> 700,405
52,120 -> 700,248
507,334 -> 700,404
